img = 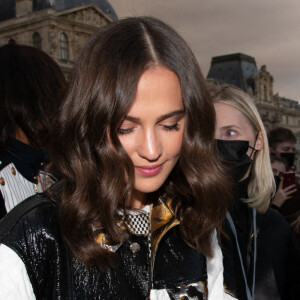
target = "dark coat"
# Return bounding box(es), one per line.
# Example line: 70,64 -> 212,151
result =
222,179 -> 300,300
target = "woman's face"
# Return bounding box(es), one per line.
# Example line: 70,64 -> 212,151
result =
214,102 -> 263,157
271,161 -> 286,176
214,102 -> 263,181
118,66 -> 185,203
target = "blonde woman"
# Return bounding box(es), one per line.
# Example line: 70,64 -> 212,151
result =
210,84 -> 300,300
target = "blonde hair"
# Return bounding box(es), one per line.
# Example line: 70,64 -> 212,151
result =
209,84 -> 276,213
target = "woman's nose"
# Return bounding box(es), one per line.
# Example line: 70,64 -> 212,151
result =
137,130 -> 162,161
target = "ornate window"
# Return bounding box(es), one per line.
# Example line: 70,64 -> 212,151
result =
33,32 -> 41,49
60,33 -> 68,60
263,85 -> 268,100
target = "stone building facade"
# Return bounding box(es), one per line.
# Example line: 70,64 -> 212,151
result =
0,0 -> 117,79
251,65 -> 300,134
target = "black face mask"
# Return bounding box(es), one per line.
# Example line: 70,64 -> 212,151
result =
216,139 -> 256,182
274,175 -> 281,189
280,152 -> 295,168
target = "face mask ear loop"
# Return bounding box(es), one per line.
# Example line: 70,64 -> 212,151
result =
249,133 -> 259,159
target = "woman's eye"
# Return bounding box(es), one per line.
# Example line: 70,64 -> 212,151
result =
118,128 -> 133,135
226,130 -> 236,137
162,123 -> 180,131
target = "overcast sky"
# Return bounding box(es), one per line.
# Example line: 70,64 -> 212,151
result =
109,0 -> 300,101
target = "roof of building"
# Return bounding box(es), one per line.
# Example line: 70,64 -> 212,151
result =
281,97 -> 300,109
0,0 -> 118,22
206,52 -> 259,91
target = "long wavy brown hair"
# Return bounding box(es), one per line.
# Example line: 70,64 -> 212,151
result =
49,16 -> 233,270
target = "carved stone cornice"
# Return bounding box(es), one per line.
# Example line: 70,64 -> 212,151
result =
58,6 -> 107,27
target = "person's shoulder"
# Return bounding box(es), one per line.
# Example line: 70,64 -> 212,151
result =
258,207 -> 291,237
263,206 -> 290,222
0,193 -> 58,243
0,146 -> 16,171
0,156 -> 11,172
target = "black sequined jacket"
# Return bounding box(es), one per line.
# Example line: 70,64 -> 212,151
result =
0,193 -> 209,299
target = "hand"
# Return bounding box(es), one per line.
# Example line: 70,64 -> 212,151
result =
272,176 -> 297,207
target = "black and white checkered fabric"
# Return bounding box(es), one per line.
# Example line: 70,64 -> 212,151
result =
126,212 -> 150,235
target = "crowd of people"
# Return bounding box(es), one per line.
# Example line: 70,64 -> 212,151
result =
0,16 -> 299,300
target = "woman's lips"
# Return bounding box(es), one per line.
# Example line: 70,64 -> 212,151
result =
135,164 -> 164,176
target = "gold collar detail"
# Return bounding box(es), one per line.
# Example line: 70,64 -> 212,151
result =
94,195 -> 180,257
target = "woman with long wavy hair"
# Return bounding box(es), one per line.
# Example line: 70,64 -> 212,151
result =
0,17 -> 234,299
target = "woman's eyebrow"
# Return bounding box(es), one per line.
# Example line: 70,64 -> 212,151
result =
124,109 -> 185,123
220,125 -> 241,130
157,109 -> 185,122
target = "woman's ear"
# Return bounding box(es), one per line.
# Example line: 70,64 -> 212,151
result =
255,131 -> 264,150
